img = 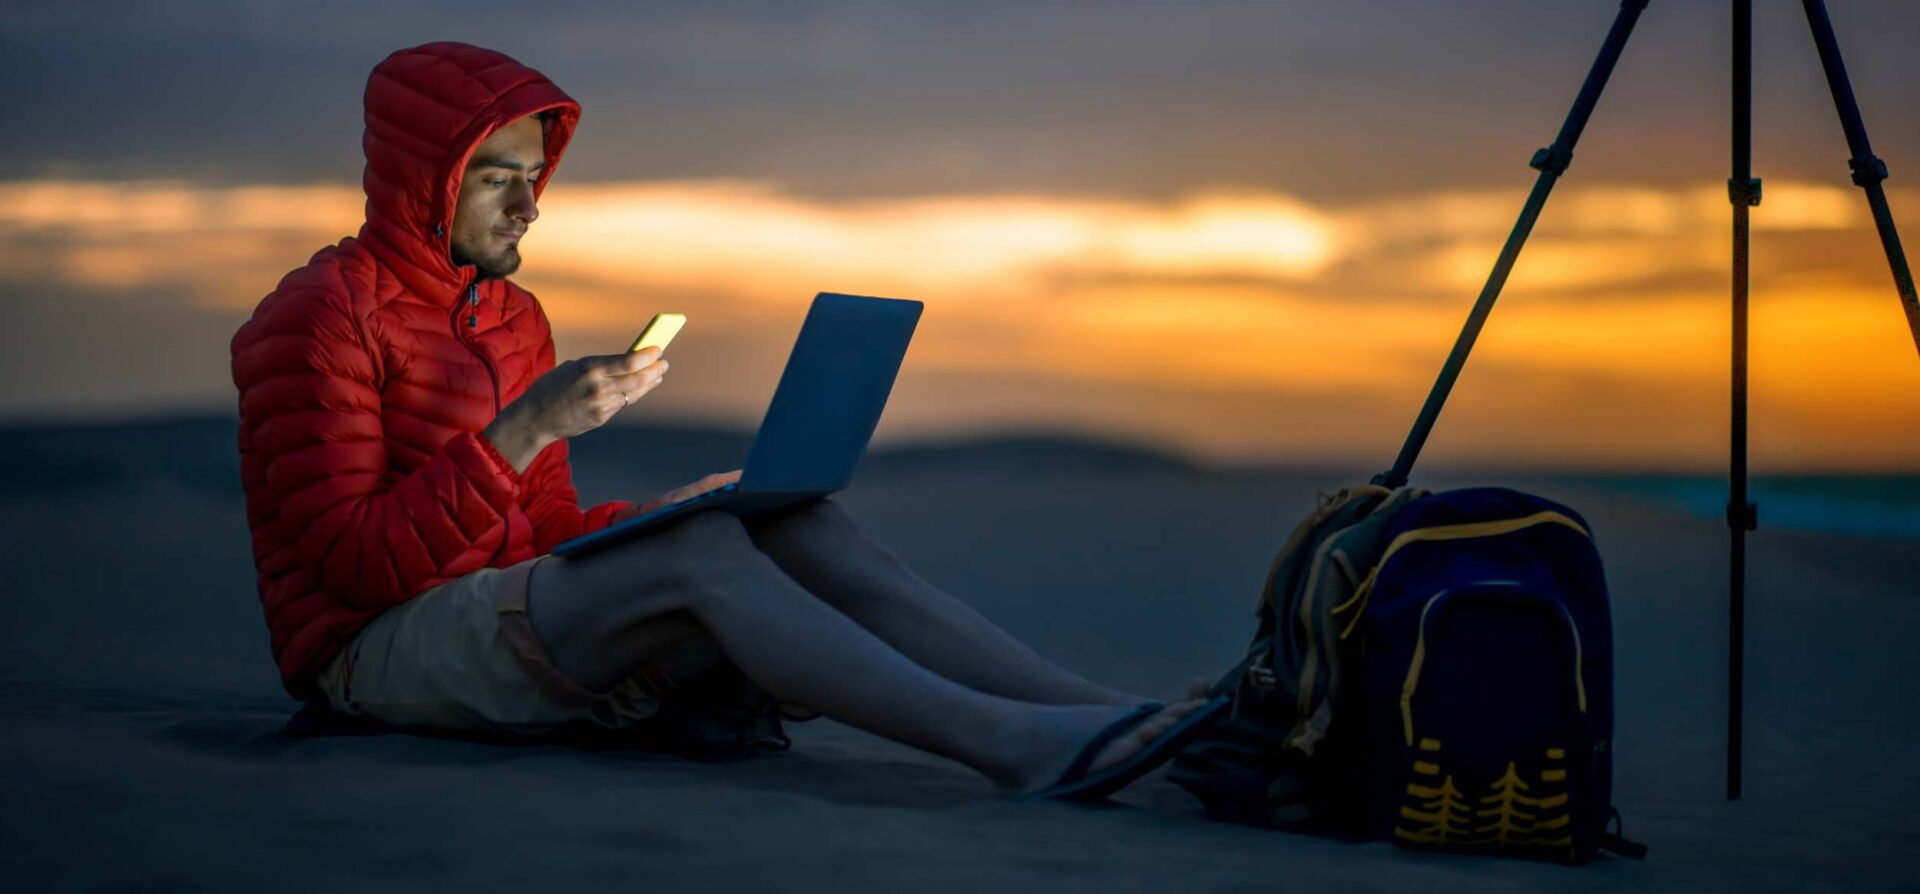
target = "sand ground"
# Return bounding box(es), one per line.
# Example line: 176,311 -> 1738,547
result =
1,419 -> 1914,892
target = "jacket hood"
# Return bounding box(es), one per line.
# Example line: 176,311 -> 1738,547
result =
359,42 -> 581,303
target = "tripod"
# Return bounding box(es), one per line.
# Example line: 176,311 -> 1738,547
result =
1370,0 -> 1920,801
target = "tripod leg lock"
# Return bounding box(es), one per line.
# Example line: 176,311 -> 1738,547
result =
1726,500 -> 1759,532
1370,469 -> 1406,489
1849,154 -> 1890,188
1727,177 -> 1762,207
1530,144 -> 1574,175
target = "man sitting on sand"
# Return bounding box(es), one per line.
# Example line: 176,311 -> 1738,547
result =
229,42 -> 1224,800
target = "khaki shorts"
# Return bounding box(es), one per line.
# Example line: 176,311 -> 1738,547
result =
314,554 -> 667,734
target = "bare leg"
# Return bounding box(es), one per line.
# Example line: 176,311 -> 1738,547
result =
746,499 -> 1146,708
525,510 -> 1203,791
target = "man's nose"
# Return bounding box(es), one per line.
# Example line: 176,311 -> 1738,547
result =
508,183 -> 539,224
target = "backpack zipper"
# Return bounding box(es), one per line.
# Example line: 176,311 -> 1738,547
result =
450,280 -> 502,414
1398,580 -> 1589,747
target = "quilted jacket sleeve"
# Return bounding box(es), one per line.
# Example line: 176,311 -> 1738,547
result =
523,439 -> 635,554
234,289 -> 524,610
519,334 -> 634,553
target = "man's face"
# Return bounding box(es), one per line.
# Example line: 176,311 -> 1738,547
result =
449,114 -> 546,279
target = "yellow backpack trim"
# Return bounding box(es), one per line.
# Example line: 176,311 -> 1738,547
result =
1333,510 -> 1593,641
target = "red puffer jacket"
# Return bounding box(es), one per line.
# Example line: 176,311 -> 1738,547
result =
230,43 -> 632,699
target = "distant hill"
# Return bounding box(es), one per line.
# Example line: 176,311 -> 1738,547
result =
860,433 -> 1199,478
0,414 -> 1203,501
0,415 -> 245,498
4,415 -> 1912,540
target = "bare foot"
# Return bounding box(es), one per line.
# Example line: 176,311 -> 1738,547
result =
1004,698 -> 1209,796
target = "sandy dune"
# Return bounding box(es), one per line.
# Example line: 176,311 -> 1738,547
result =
1,417 -> 1914,892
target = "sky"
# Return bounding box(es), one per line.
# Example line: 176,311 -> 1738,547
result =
2,0 -> 1918,471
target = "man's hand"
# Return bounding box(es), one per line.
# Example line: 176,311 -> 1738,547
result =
613,470 -> 743,522
483,348 -> 667,473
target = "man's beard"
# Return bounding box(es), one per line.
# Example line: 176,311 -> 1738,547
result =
450,243 -> 521,280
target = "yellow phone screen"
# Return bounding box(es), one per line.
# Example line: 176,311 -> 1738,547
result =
629,313 -> 687,353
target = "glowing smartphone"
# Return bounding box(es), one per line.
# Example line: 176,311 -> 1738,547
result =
628,313 -> 687,354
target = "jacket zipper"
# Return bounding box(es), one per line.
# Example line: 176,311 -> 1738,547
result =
451,278 -> 512,566
451,280 -> 503,414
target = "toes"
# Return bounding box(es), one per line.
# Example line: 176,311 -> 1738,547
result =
1082,694 -> 1213,778
1097,699 -> 1203,772
1130,713 -> 1178,748
1125,716 -> 1166,748
1036,694 -> 1228,798
1168,696 -> 1205,718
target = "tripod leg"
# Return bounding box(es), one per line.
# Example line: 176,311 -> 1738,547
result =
1374,0 -> 1651,489
1727,0 -> 1759,804
1801,0 -> 1920,359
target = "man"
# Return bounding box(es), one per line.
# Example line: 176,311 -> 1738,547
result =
230,41 -> 1222,799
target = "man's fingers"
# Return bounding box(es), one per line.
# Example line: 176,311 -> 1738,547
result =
582,351 -> 666,411
605,353 -> 667,382
693,470 -> 738,489
590,370 -> 663,415
612,360 -> 666,381
624,347 -> 662,372
681,470 -> 741,497
582,349 -> 660,377
637,469 -> 741,513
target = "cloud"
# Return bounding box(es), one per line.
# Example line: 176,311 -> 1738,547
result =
0,178 -> 1346,311
2,176 -> 1915,468
7,177 -> 1891,307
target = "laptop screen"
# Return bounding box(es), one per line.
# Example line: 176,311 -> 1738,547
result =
738,293 -> 922,494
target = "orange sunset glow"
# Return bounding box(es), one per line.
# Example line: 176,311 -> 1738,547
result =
2,176 -> 1915,469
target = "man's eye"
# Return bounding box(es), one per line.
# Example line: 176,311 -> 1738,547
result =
485,179 -> 507,188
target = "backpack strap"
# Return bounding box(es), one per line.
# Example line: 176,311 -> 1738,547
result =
1257,486 -> 1390,616
1213,635 -> 1268,703
1599,807 -> 1649,860
1285,485 -> 1430,754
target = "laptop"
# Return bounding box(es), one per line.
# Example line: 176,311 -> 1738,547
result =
551,292 -> 923,559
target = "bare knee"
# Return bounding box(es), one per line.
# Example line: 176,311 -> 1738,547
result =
636,510 -> 782,614
528,515 -> 749,691
533,512 -> 749,632
656,507 -> 755,567
785,497 -> 858,529
571,509 -> 747,580
660,508 -> 755,548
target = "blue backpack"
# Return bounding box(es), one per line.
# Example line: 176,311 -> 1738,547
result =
1171,486 -> 1644,863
